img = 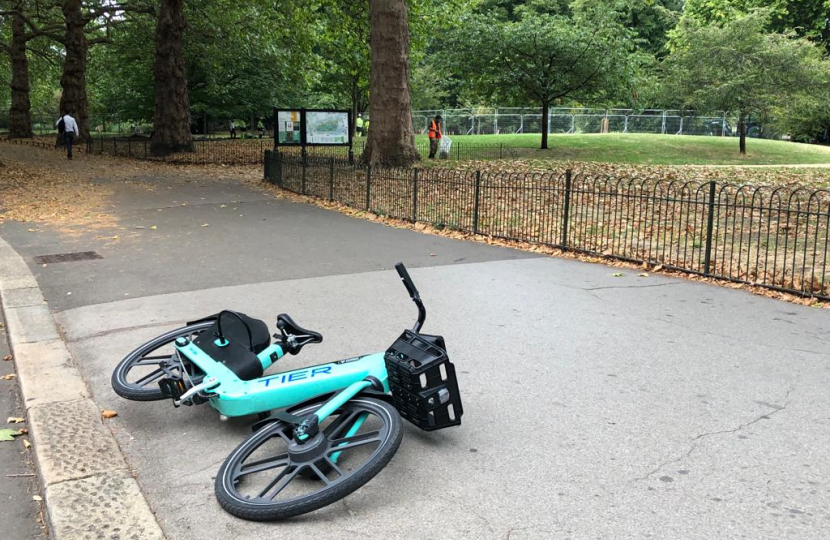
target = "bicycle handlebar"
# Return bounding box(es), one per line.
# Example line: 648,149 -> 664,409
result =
395,262 -> 426,333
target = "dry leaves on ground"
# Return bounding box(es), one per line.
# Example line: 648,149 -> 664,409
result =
101,410 -> 118,419
257,180 -> 828,308
0,157 -> 114,226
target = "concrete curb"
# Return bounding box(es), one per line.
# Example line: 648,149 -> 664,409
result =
0,237 -> 166,540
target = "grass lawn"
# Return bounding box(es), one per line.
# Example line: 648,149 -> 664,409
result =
410,133 -> 830,166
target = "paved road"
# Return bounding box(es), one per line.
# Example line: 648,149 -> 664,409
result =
1,151 -> 828,539
0,309 -> 47,540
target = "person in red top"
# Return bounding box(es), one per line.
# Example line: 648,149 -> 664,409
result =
428,114 -> 442,159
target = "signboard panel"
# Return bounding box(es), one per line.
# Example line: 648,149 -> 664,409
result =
306,111 -> 350,145
277,110 -> 302,144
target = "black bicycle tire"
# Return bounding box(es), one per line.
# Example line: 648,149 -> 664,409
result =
215,397 -> 403,521
111,321 -> 213,401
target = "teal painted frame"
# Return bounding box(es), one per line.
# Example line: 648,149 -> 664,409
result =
174,340 -> 389,419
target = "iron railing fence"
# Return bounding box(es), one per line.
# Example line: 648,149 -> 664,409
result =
266,150 -> 830,300
3,135 -> 520,164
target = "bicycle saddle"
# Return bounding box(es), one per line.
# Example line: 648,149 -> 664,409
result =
276,314 -> 323,355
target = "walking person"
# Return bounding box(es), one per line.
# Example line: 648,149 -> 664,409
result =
428,114 -> 442,159
55,112 -> 78,160
355,113 -> 364,137
229,120 -> 237,139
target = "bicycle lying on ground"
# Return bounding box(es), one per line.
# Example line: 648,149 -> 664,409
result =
112,263 -> 463,520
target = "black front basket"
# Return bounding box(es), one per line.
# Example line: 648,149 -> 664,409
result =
384,330 -> 463,431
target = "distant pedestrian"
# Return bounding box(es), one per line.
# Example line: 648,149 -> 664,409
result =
55,112 -> 78,160
257,119 -> 266,138
428,114 -> 442,159
229,120 -> 236,139
355,113 -> 364,137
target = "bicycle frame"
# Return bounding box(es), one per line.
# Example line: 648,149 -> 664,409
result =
175,339 -> 389,419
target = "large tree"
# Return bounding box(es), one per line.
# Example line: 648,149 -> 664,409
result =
362,0 -> 419,167
150,0 -> 191,154
0,0 -> 61,138
441,4 -> 640,149
662,9 -> 828,154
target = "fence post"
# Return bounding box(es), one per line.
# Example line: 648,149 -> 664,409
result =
329,158 -> 335,201
703,180 -> 717,275
366,165 -> 372,211
301,151 -> 307,195
276,150 -> 282,185
473,170 -> 482,235
561,170 -> 572,247
412,168 -> 419,223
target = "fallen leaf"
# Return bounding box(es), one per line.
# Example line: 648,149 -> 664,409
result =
18,428 -> 28,435
7,417 -> 25,424
101,410 -> 118,419
135,226 -> 145,229
201,223 -> 210,227
3,355 -> 12,361
23,439 -> 31,449
0,428 -> 22,441
1,374 -> 17,380
429,253 -> 437,257
111,235 -> 118,239
653,264 -> 664,272
612,272 -> 624,277
32,495 -> 42,502
150,225 -> 157,230
638,273 -> 650,277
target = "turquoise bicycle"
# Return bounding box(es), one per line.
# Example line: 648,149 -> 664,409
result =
112,263 -> 463,520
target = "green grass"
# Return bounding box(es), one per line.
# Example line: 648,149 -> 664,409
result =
409,133 -> 830,166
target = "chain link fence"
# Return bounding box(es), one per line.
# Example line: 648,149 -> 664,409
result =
412,108 -> 772,139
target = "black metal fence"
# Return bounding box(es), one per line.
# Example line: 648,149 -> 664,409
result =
265,150 -> 830,300
4,136 -> 520,165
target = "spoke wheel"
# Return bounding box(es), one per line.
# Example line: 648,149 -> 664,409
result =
111,321 -> 212,401
216,397 -> 403,521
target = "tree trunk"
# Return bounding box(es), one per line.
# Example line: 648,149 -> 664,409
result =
59,0 -> 90,140
8,12 -> 34,139
150,0 -> 193,155
541,102 -> 549,150
738,113 -> 747,155
363,0 -> 419,167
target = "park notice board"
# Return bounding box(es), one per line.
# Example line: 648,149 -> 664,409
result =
273,108 -> 352,149
306,111 -> 349,144
277,110 -> 302,144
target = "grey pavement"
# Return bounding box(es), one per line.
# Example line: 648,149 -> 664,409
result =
55,258 -> 830,540
0,309 -> 48,540
1,151 -> 829,539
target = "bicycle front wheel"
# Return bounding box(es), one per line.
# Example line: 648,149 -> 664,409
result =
215,396 -> 403,521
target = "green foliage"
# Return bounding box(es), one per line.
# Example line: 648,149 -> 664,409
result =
662,9 -> 830,149
441,3 -> 642,108
663,10 -> 826,115
684,0 -> 830,52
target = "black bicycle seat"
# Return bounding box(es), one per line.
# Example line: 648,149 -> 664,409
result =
276,314 -> 323,355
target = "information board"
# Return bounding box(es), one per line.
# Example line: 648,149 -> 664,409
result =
306,111 -> 350,145
277,110 -> 302,144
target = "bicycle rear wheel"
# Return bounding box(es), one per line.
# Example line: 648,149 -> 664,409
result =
215,397 -> 403,521
111,321 -> 212,401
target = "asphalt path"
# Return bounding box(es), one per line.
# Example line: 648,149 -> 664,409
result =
2,158 -> 828,539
